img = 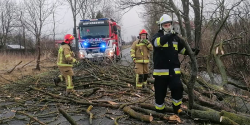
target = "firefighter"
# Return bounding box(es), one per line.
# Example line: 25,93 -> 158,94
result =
130,29 -> 153,88
53,34 -> 79,95
151,14 -> 199,114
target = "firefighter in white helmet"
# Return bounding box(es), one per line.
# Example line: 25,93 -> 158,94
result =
130,29 -> 153,88
151,14 -> 199,114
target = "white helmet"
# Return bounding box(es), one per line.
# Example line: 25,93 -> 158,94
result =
156,14 -> 172,30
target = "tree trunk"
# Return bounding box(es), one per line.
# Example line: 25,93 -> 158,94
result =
192,0 -> 202,49
169,0 -> 185,37
220,110 -> 250,125
191,109 -> 239,125
73,0 -> 78,56
181,0 -> 193,43
36,36 -> 41,70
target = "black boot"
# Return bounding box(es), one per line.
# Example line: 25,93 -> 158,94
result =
172,103 -> 181,115
142,74 -> 148,88
143,74 -> 148,82
53,77 -> 61,86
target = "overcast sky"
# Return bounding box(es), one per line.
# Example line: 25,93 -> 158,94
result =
51,4 -> 144,42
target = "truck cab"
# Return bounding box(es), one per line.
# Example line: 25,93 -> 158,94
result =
75,18 -> 122,61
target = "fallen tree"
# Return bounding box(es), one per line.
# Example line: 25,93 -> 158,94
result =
0,60 -> 249,125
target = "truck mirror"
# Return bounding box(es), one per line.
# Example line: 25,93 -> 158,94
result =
113,26 -> 117,32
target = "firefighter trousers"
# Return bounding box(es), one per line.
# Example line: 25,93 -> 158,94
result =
58,67 -> 75,91
154,75 -> 183,114
134,63 -> 149,87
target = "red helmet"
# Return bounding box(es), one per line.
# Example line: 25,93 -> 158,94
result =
139,29 -> 147,35
64,34 -> 74,44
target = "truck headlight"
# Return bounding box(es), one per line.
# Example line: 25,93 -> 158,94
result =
105,49 -> 114,56
79,52 -> 85,58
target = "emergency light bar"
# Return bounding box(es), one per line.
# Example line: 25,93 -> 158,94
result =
80,19 -> 90,21
80,18 -> 109,22
98,18 -> 108,20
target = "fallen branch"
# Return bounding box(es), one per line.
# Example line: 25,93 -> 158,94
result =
58,108 -> 77,125
131,106 -> 169,120
30,87 -> 120,109
114,115 -> 127,125
21,60 -> 34,68
228,81 -> 249,92
191,109 -> 239,125
16,111 -> 46,125
220,110 -> 250,125
86,105 -> 94,125
123,106 -> 153,122
119,94 -> 154,109
7,61 -> 22,73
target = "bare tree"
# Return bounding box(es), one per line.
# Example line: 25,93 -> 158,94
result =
87,0 -> 99,18
64,0 -> 87,54
118,0 -> 204,109
19,10 -> 27,55
23,0 -> 56,70
0,0 -> 17,49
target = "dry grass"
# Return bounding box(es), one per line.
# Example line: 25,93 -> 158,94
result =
0,53 -> 57,84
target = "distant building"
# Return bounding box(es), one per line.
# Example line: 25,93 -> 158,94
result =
7,45 -> 25,49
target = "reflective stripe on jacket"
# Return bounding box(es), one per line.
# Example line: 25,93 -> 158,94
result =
130,39 -> 153,63
151,31 -> 188,76
57,44 -> 76,67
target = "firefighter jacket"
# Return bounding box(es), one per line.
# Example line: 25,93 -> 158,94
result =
57,43 -> 77,67
151,30 -> 188,76
130,39 -> 153,63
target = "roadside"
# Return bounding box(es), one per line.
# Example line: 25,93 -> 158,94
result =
121,45 -> 131,50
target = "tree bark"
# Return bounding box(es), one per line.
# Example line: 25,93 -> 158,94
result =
123,106 -> 153,122
220,110 -> 250,125
58,108 -> 78,125
169,0 -> 185,37
181,0 -> 193,43
192,0 -> 202,49
191,109 -> 239,125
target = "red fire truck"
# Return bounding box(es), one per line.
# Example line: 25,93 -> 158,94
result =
75,18 -> 122,61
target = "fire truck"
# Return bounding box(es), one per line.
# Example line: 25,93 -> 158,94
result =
74,18 -> 122,61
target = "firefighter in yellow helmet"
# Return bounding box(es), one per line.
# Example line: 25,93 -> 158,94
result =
53,34 -> 79,95
130,29 -> 153,88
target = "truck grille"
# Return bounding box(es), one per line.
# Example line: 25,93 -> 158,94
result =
89,41 -> 101,47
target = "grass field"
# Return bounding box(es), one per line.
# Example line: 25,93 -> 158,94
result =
0,53 -> 57,84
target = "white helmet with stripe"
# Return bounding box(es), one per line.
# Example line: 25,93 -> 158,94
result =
156,14 -> 172,30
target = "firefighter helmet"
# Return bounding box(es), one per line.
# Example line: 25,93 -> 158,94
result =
157,14 -> 172,30
139,29 -> 147,35
157,14 -> 172,25
64,34 -> 74,44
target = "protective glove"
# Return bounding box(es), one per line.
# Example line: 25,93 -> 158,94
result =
170,30 -> 177,35
142,39 -> 149,44
73,59 -> 80,66
132,58 -> 136,63
192,48 -> 200,55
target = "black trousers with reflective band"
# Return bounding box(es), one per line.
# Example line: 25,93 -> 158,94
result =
154,75 -> 183,107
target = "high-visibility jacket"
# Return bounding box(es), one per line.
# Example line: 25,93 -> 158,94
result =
151,30 -> 188,76
57,43 -> 77,67
130,39 -> 153,63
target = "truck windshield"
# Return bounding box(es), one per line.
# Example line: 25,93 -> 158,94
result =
80,26 -> 109,39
